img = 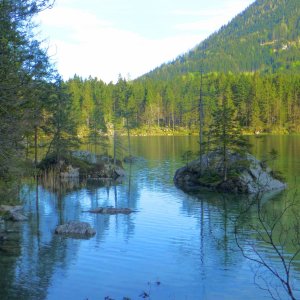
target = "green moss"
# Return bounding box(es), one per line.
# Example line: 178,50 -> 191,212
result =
0,179 -> 21,206
198,171 -> 223,185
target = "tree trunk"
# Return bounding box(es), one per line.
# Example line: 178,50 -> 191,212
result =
34,125 -> 38,168
199,71 -> 205,174
113,125 -> 117,167
126,117 -> 131,158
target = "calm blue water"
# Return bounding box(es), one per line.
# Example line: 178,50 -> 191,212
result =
1,136 -> 300,300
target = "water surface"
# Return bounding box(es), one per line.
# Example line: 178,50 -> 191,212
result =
1,135 -> 300,300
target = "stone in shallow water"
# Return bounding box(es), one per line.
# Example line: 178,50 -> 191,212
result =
87,207 -> 134,214
55,221 -> 96,238
9,211 -> 28,222
0,205 -> 28,222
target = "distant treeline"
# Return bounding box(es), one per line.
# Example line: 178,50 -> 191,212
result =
65,72 -> 300,136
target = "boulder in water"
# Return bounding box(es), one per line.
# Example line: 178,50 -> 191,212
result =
55,221 -> 96,238
174,151 -> 286,194
86,207 -> 134,214
0,205 -> 28,222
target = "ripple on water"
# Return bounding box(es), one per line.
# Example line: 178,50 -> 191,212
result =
3,136 -> 300,300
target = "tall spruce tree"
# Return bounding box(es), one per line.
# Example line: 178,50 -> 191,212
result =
45,78 -> 79,162
209,81 -> 250,181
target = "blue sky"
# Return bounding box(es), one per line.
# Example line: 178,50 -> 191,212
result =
36,0 -> 255,82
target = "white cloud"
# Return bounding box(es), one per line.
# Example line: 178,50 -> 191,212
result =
49,30 -> 202,83
38,7 -> 112,35
36,0 -> 255,82
37,6 -> 203,82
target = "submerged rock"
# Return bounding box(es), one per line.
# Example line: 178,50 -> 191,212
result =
9,211 -> 28,222
0,205 -> 28,222
0,205 -> 22,212
86,207 -> 134,214
55,221 -> 96,238
123,155 -> 139,163
174,151 -> 286,194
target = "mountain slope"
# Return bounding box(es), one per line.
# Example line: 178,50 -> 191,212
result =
143,0 -> 300,80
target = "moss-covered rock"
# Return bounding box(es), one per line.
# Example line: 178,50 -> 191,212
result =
38,151 -> 125,180
55,221 -> 96,238
174,151 -> 286,194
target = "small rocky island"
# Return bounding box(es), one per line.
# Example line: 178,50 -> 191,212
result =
174,151 -> 286,194
38,150 -> 125,180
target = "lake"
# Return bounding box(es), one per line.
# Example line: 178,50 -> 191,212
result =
0,135 -> 300,300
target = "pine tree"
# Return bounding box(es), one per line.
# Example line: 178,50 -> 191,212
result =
0,0 -> 53,177
209,82 -> 250,181
45,78 -> 80,162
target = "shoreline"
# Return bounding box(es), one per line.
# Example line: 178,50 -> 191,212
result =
81,128 -> 300,138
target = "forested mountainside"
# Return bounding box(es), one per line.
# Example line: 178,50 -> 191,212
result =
143,0 -> 300,80
61,0 -> 300,139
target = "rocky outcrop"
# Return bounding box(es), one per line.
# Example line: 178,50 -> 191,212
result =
0,205 -> 28,222
55,221 -> 96,238
39,151 -> 126,181
174,151 -> 286,194
85,207 -> 134,214
72,151 -> 125,179
71,150 -> 97,164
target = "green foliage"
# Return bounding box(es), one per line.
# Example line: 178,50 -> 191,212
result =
0,3 -> 46,154
64,71 -> 300,138
44,78 -> 80,160
269,148 -> 278,161
270,169 -> 285,182
197,171 -> 223,186
2,0 -> 299,201
206,80 -> 251,180
268,148 -> 286,181
0,1 -> 81,204
0,179 -> 21,205
181,150 -> 195,167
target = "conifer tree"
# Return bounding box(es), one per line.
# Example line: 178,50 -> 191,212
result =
209,81 -> 250,181
45,78 -> 79,162
0,0 -> 54,181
